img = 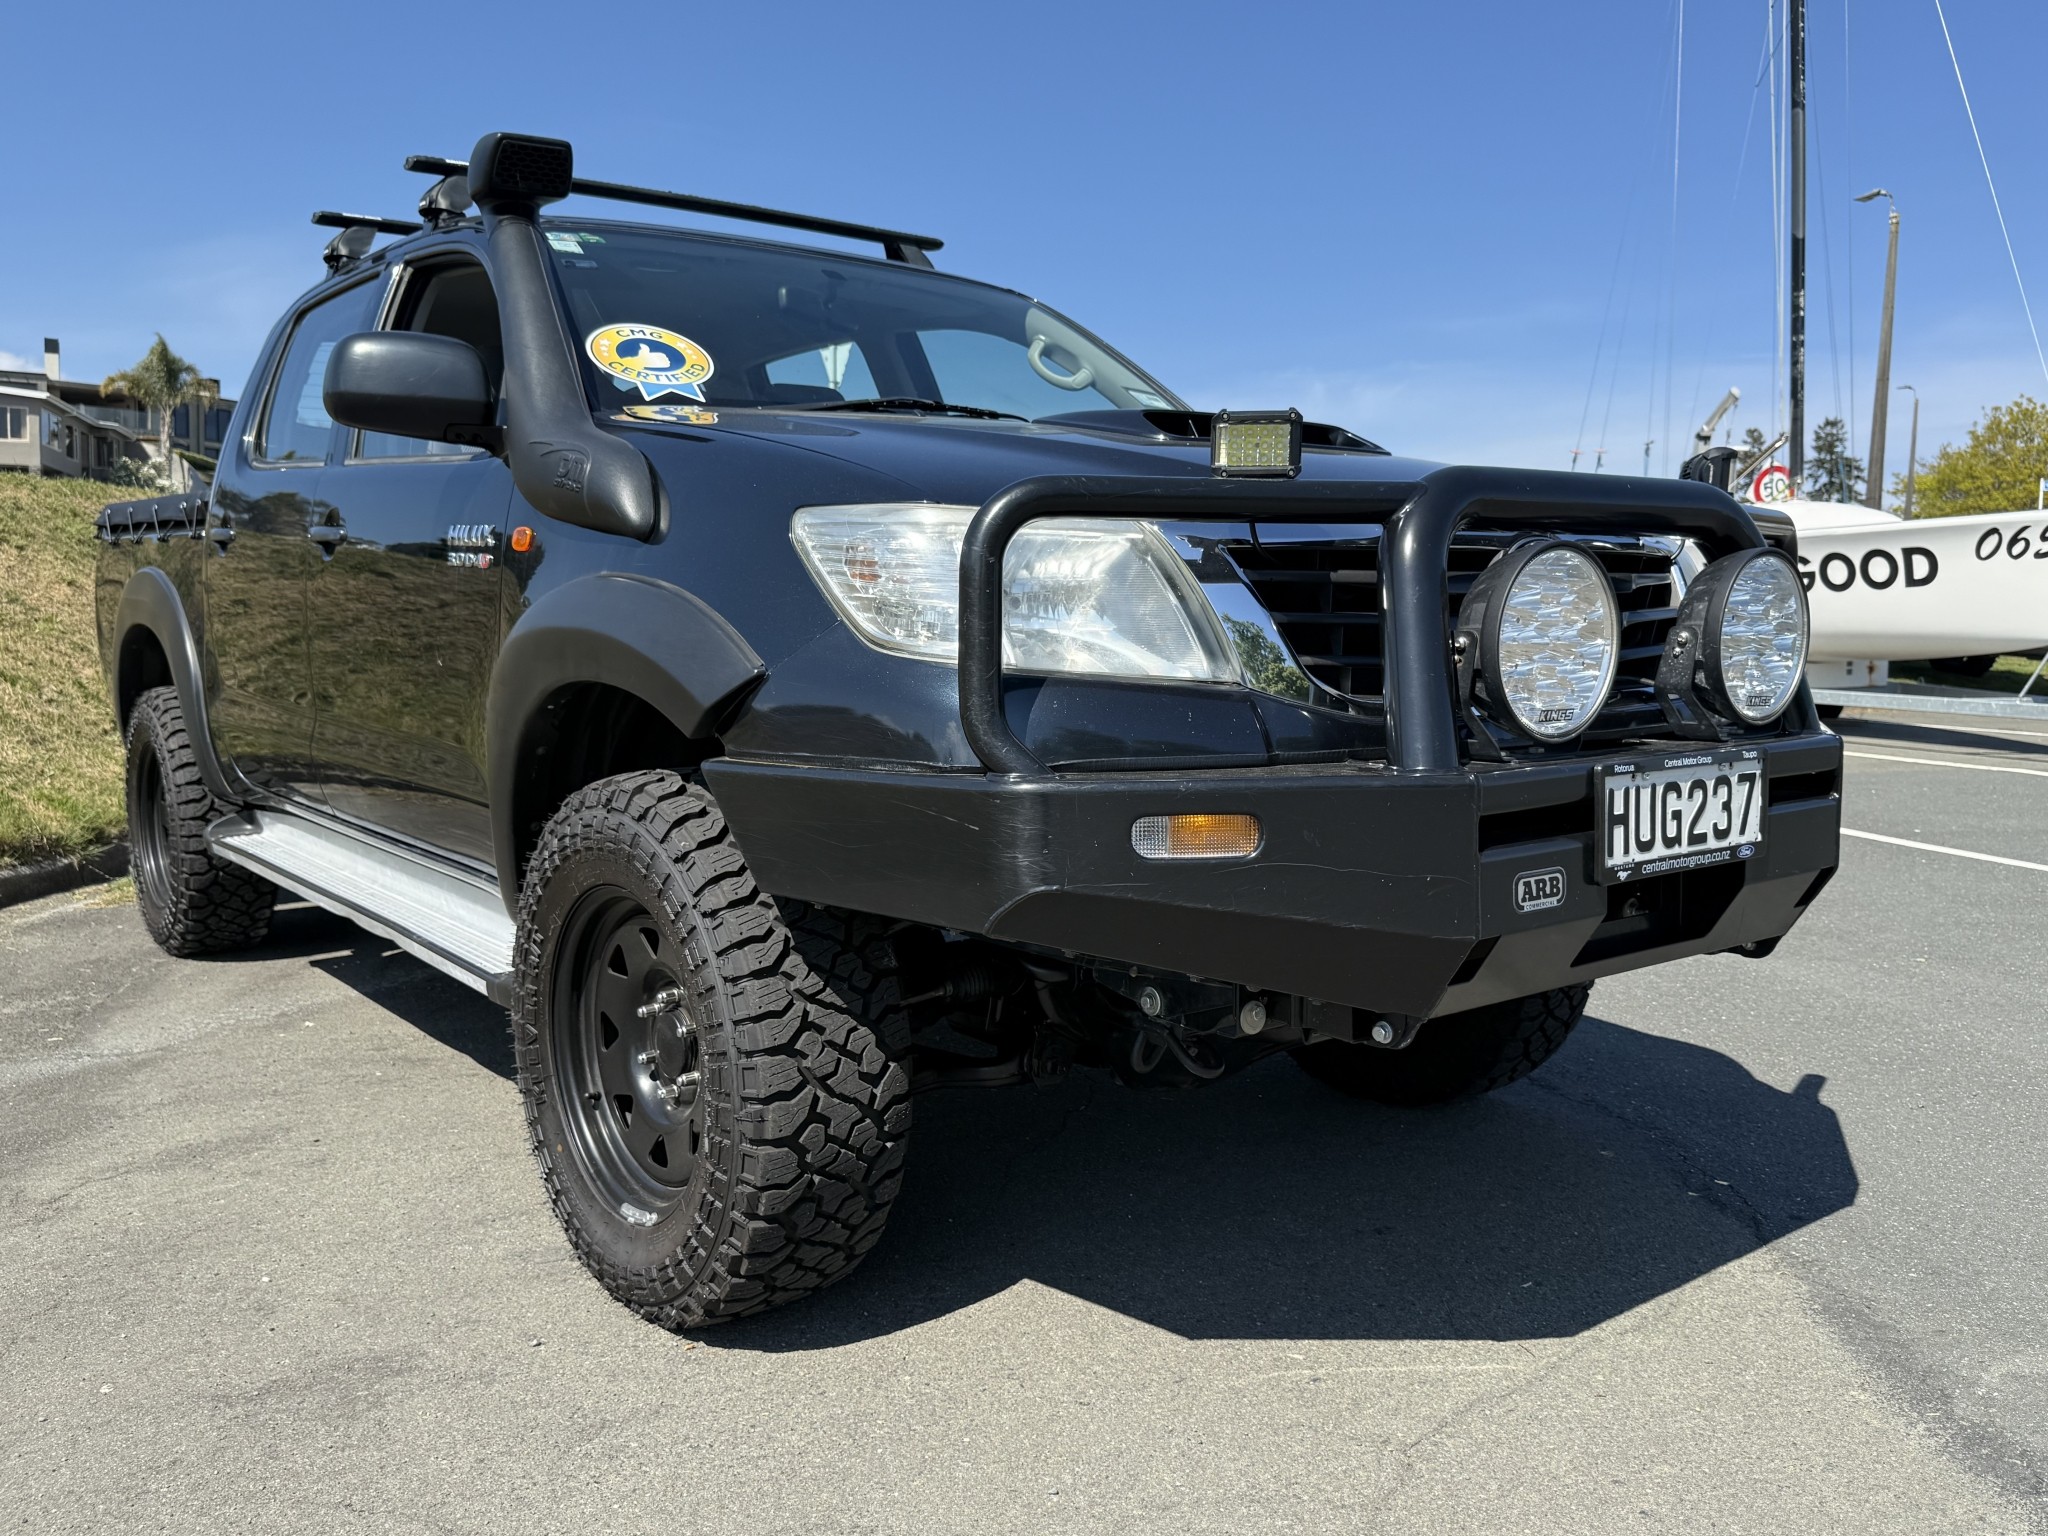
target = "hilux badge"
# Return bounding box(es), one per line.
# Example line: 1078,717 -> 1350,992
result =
446,524 -> 497,569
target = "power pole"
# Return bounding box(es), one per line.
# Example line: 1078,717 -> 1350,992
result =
1789,0 -> 1807,486
1857,191 -> 1900,508
1898,384 -> 1918,516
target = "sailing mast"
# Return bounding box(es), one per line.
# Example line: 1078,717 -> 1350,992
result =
1788,0 -> 1807,483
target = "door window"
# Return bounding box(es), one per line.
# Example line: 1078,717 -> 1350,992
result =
255,280 -> 384,464
358,260 -> 505,459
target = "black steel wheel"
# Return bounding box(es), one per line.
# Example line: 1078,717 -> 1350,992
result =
124,686 -> 274,956
513,770 -> 913,1328
129,728 -> 175,913
1293,985 -> 1590,1107
550,889 -> 706,1224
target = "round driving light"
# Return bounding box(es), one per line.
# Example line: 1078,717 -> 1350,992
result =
1713,550 -> 1808,722
1464,541 -> 1620,742
1654,546 -> 1811,734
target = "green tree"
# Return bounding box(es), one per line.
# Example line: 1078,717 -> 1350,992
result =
1897,395 -> 2048,517
102,335 -> 215,477
1222,616 -> 1309,700
1804,416 -> 1864,503
1742,425 -> 1770,457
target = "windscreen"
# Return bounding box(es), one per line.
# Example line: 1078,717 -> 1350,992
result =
542,224 -> 1183,420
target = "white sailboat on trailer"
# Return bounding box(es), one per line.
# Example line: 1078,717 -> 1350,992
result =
1772,498 -> 2047,676
1712,0 -> 2047,701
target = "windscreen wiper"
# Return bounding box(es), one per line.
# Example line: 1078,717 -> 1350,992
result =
788,397 -> 1027,421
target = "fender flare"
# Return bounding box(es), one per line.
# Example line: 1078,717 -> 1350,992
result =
112,566 -> 241,805
487,572 -> 765,888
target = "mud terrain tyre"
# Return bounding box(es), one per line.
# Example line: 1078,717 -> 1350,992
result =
512,771 -> 912,1328
1293,985 -> 1590,1107
125,686 -> 275,956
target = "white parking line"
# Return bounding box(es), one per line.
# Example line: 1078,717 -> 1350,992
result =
1843,828 -> 2048,873
1844,749 -> 2048,779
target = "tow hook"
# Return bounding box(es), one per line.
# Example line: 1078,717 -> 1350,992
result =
1364,1013 -> 1424,1050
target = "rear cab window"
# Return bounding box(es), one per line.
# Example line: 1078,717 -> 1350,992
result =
254,280 -> 385,465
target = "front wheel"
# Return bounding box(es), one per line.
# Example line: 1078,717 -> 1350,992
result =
512,771 -> 912,1328
1293,985 -> 1589,1107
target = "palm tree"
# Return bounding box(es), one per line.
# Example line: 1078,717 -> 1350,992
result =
102,335 -> 216,483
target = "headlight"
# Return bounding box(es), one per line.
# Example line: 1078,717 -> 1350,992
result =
790,504 -> 1234,682
1459,540 -> 1620,741
1657,547 -> 1809,729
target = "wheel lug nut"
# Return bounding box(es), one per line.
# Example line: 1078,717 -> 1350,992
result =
636,986 -> 686,1019
636,1050 -> 659,1068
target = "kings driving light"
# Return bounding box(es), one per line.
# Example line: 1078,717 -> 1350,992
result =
1656,546 -> 1809,732
1211,408 -> 1302,478
791,504 -> 1235,682
1459,540 -> 1620,741
1131,813 -> 1261,860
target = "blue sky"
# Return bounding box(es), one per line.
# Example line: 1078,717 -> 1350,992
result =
5,0 -> 2044,484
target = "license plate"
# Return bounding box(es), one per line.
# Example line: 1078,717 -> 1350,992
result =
1597,749 -> 1764,882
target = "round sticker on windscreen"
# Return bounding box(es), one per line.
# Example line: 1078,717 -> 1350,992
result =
585,323 -> 715,401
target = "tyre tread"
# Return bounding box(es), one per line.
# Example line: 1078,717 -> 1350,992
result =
126,686 -> 274,957
512,770 -> 911,1328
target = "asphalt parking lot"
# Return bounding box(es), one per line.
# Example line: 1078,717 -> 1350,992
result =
3,710 -> 2044,1534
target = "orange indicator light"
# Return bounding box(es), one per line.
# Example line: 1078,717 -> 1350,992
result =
1131,813 -> 1261,860
509,526 -> 535,553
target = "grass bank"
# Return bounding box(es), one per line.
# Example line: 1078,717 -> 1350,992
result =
1890,655 -> 2046,696
0,477 -> 122,868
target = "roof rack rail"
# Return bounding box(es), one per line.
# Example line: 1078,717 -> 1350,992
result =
312,210 -> 424,236
311,210 -> 426,273
401,154 -> 942,268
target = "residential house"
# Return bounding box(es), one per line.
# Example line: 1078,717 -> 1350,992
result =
0,338 -> 235,481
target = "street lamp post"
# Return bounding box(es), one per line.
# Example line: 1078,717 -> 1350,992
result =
1897,384 -> 1918,517
1856,189 -> 1900,510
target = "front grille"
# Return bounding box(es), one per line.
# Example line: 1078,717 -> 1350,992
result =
1228,532 -> 1681,743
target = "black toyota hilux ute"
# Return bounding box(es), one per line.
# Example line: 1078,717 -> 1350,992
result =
94,133 -> 1840,1328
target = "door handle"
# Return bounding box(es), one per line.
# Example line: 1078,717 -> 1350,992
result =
306,523 -> 347,548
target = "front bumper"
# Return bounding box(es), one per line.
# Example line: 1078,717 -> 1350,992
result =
703,729 -> 1840,1021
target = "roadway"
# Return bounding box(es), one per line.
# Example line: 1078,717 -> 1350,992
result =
1,709 -> 2043,1533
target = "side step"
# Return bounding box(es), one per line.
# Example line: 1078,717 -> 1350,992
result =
208,810 -> 514,1004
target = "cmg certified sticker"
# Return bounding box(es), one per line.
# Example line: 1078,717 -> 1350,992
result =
1514,867 -> 1567,913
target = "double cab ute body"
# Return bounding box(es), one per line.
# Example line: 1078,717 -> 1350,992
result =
95,134 -> 1841,1327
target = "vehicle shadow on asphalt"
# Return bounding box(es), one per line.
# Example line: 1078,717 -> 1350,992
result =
736,1014 -> 1857,1348
252,903 -> 517,1078
261,905 -> 1858,1347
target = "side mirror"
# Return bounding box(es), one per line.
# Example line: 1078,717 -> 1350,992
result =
323,332 -> 501,452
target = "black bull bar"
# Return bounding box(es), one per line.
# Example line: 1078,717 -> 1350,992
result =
956,467 -> 1771,775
